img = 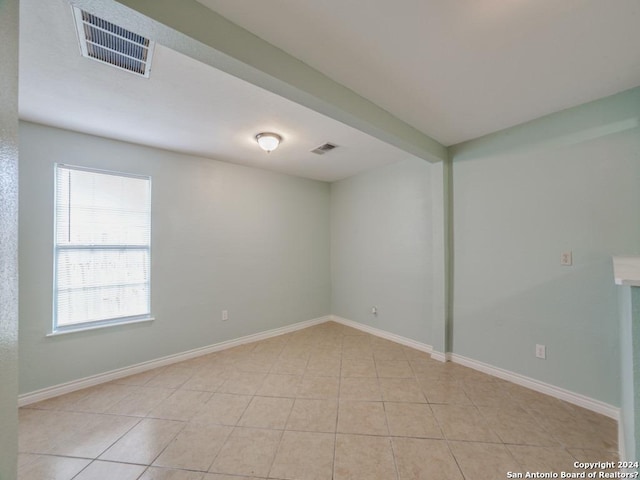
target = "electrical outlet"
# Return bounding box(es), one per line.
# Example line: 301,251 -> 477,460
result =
535,344 -> 546,359
371,306 -> 377,316
560,251 -> 572,266
222,310 -> 229,322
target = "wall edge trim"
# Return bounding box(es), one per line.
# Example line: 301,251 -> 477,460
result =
330,315 -> 433,354
430,351 -> 448,363
18,315 -> 331,406
20,314 -> 621,424
331,316 -> 619,421
449,352 -> 620,420
619,420 -> 627,462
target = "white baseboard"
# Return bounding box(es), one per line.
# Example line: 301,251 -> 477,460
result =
331,316 -> 619,421
18,315 -> 330,407
430,351 -> 448,363
448,352 -> 619,420
18,313 -> 625,462
20,314 -> 621,424
330,315 -> 432,354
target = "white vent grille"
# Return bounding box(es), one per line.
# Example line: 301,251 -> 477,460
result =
311,143 -> 338,155
72,7 -> 155,78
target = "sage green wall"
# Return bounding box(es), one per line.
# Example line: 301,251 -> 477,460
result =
632,287 -> 640,461
619,286 -> 637,460
19,122 -> 331,394
0,0 -> 19,476
450,88 -> 640,405
330,158 -> 437,344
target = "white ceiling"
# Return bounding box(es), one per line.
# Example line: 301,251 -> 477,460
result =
18,0 -> 415,182
19,0 -> 640,181
198,0 -> 640,146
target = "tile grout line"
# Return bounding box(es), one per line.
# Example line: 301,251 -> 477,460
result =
405,350 -> 467,480
68,411 -> 146,479
141,418 -> 189,473
383,342 -> 411,480
264,332 -> 305,480
19,323 -> 620,479
331,331 -> 346,480
146,352 -> 243,476
205,350 -> 275,477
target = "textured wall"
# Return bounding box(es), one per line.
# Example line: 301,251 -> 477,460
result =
19,122 -> 330,394
331,158 -> 436,344
451,88 -> 640,405
0,0 -> 20,477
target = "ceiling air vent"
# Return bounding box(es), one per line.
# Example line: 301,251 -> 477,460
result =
311,143 -> 338,155
72,6 -> 155,78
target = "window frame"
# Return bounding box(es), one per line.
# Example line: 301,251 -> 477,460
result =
51,163 -> 153,335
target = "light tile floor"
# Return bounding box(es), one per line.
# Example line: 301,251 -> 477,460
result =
18,321 -> 618,479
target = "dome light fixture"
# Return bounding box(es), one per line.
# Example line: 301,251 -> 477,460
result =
256,132 -> 282,153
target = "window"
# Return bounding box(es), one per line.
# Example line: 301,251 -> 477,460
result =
53,164 -> 151,333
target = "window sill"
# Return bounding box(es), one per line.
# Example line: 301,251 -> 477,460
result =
47,316 -> 155,337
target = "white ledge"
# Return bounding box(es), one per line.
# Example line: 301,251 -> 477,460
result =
613,256 -> 640,287
47,316 -> 155,336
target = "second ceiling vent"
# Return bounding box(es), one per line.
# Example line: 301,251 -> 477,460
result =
311,143 -> 338,155
72,6 -> 155,78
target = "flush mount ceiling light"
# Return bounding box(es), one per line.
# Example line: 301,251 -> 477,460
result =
256,132 -> 282,153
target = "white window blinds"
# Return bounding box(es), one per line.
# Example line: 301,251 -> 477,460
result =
54,165 -> 151,330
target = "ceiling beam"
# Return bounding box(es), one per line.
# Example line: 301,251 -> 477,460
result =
450,86 -> 640,162
71,0 -> 447,163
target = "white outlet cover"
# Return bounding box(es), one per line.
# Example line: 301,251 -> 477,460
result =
560,251 -> 573,266
535,344 -> 546,359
